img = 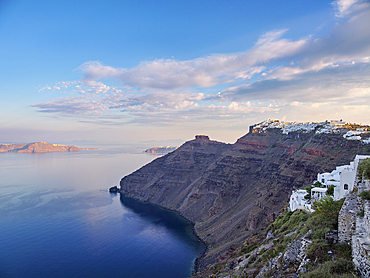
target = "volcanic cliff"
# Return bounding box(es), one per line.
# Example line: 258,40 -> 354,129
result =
120,125 -> 370,269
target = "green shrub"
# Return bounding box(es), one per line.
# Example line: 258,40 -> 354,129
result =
240,244 -> 257,255
358,209 -> 365,217
333,243 -> 352,260
268,211 -> 293,232
309,227 -> 330,240
359,190 -> 370,200
305,239 -> 330,263
303,209 -> 339,235
312,197 -> 344,229
314,181 -> 324,187
357,158 -> 370,182
304,186 -> 313,200
269,210 -> 309,236
331,258 -> 355,274
301,258 -> 355,278
274,243 -> 286,253
248,253 -> 258,264
327,185 -> 335,196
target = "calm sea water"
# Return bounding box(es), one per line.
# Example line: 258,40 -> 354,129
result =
0,145 -> 205,278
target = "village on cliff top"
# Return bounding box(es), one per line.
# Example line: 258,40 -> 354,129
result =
250,119 -> 370,144
251,119 -> 370,276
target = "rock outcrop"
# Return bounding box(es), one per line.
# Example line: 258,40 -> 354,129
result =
120,129 -> 370,269
109,186 -> 120,193
144,146 -> 179,154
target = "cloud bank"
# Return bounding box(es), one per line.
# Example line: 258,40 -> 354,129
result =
33,0 -> 370,126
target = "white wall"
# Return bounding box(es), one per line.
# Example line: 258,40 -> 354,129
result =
290,189 -> 309,211
339,170 -> 355,200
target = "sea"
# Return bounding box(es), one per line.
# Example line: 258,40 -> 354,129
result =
0,144 -> 206,278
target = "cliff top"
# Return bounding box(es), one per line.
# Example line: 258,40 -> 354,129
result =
250,119 -> 370,144
195,135 -> 210,140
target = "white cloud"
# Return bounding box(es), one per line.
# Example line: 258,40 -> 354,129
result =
33,1 -> 370,128
332,0 -> 370,17
217,1 -> 370,106
31,96 -> 109,115
77,29 -> 306,90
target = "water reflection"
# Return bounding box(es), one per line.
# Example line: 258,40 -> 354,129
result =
0,149 -> 205,278
119,194 -> 204,248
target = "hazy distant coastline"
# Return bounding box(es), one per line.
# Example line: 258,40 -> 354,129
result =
0,141 -> 98,153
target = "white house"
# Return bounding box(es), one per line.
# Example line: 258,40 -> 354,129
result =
289,189 -> 312,211
311,187 -> 328,203
314,154 -> 370,201
334,168 -> 355,200
289,154 -> 370,212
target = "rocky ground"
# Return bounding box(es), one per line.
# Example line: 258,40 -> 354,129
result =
193,200 -> 357,278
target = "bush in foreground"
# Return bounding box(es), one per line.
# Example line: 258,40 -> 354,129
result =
301,258 -> 355,278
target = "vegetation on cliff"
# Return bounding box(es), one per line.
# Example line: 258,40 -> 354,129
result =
195,197 -> 356,277
357,158 -> 370,182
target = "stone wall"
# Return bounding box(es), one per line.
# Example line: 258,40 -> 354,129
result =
365,201 -> 370,236
338,193 -> 370,277
338,194 -> 357,242
352,200 -> 370,277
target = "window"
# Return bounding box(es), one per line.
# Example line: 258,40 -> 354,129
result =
344,184 -> 348,190
322,178 -> 325,183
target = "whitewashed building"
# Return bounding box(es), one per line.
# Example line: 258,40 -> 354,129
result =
314,155 -> 370,201
289,189 -> 312,211
311,188 -> 328,203
290,154 -> 370,211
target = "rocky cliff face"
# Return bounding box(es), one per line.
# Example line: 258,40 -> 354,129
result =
0,142 -> 82,153
120,129 -> 370,268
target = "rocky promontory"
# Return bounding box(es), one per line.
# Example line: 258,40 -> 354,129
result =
119,121 -> 370,270
0,142 -> 97,153
144,145 -> 179,154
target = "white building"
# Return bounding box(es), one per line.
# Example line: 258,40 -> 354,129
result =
315,154 -> 370,201
290,154 -> 370,211
334,168 -> 355,200
289,189 -> 312,211
311,187 -> 328,203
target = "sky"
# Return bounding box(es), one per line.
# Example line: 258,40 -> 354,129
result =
1,0 -> 370,145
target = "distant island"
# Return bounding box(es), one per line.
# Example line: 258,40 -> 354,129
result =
0,142 -> 98,153
144,145 -> 179,154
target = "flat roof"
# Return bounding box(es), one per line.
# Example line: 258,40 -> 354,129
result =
312,188 -> 327,192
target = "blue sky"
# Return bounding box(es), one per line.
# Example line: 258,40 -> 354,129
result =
1,0 -> 370,144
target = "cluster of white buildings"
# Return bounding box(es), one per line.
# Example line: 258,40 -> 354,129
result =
252,119 -> 328,134
343,129 -> 370,143
252,119 -> 370,144
289,155 -> 370,212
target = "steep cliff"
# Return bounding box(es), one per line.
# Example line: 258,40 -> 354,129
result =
120,128 -> 370,268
